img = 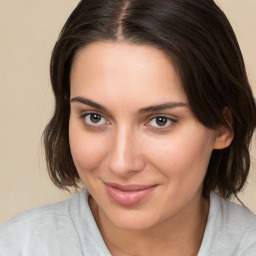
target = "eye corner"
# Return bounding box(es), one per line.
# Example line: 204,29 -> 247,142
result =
78,112 -> 111,131
144,115 -> 177,131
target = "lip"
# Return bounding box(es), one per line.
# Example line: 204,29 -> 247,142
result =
104,182 -> 157,206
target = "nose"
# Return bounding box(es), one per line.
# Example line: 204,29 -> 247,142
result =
107,125 -> 146,176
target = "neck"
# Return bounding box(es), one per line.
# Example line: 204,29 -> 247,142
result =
89,194 -> 209,256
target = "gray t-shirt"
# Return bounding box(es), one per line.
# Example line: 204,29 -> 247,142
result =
0,189 -> 255,255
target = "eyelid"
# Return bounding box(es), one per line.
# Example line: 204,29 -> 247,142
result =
72,102 -> 115,122
144,114 -> 177,129
80,111 -> 111,129
85,113 -> 106,126
78,110 -> 177,131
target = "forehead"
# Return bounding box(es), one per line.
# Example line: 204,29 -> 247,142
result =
70,41 -> 187,106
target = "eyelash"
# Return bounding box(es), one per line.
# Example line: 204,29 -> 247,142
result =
79,112 -> 177,131
80,112 -> 109,130
145,116 -> 177,129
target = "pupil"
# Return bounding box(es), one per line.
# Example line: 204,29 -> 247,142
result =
156,117 -> 167,126
90,114 -> 101,123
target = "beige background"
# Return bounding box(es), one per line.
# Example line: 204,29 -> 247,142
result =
0,0 -> 255,224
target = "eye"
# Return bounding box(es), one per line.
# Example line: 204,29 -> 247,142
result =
146,116 -> 176,128
82,113 -> 107,126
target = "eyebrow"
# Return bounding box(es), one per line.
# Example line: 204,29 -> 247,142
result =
70,96 -> 188,114
70,97 -> 108,112
138,102 -> 188,114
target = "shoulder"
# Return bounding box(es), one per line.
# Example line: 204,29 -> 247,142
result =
1,193 -> 73,230
199,192 -> 256,255
0,191 -> 84,255
212,192 -> 256,233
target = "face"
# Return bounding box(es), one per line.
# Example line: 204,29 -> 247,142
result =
69,41 -> 218,230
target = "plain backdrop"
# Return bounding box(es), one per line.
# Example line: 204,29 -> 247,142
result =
0,0 -> 255,224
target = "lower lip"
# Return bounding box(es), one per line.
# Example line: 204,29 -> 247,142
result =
104,184 -> 157,206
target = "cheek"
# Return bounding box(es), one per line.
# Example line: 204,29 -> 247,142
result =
69,122 -> 106,174
147,127 -> 214,180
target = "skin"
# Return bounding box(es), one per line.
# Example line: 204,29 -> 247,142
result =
69,41 -> 233,256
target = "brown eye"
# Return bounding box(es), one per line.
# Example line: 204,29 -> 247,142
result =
155,117 -> 168,126
147,116 -> 176,128
90,113 -> 102,123
84,113 -> 106,126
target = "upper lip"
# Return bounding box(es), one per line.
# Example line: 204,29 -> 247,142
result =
104,182 -> 157,191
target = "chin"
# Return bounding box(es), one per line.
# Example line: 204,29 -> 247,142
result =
113,213 -> 157,230
101,204 -> 164,231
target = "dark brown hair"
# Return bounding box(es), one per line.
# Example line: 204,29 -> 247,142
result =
44,0 -> 256,199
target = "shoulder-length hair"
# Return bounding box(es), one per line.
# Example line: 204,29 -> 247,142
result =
44,0 -> 256,199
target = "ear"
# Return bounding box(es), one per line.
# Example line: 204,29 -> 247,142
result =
213,108 -> 234,150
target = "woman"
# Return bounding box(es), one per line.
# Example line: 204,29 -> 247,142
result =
1,0 -> 256,255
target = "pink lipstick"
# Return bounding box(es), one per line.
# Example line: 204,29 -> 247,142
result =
104,182 -> 157,206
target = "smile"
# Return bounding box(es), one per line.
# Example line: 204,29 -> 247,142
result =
104,182 -> 157,206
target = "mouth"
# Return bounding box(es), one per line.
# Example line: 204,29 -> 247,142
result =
104,182 -> 157,206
